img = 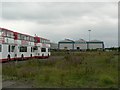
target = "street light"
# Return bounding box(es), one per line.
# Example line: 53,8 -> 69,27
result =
88,30 -> 91,41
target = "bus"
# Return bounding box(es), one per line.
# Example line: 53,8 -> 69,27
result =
14,32 -> 35,60
0,28 -> 16,62
34,36 -> 50,58
0,27 -> 51,62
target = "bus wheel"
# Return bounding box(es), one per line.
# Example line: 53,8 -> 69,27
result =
30,54 -> 32,57
7,55 -> 11,61
21,54 -> 24,60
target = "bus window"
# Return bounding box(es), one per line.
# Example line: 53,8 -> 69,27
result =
2,30 -> 7,37
24,36 -> 27,40
19,46 -> 27,52
31,37 -> 34,42
18,34 -> 21,39
0,45 -> 2,52
41,48 -> 46,52
20,34 -> 24,40
33,46 -> 38,50
11,46 -> 15,52
7,31 -> 12,38
21,35 -> 24,40
26,36 -> 29,41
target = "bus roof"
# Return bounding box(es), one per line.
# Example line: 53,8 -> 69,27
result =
0,27 -> 14,33
0,27 -> 49,40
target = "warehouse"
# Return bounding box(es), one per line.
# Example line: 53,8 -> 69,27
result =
74,39 -> 87,51
58,39 -> 104,50
58,39 -> 74,50
87,40 -> 104,50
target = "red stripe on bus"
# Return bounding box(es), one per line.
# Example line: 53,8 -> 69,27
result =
0,56 -> 49,63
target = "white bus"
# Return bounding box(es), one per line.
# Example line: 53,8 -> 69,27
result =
0,28 -> 16,62
34,36 -> 50,59
14,32 -> 36,60
0,28 -> 51,62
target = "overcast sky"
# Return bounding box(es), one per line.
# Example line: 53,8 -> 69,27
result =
1,2 -> 118,48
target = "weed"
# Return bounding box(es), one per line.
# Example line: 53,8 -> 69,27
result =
2,51 -> 118,88
99,75 -> 115,86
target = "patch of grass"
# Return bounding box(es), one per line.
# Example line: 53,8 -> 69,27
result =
2,51 -> 118,88
99,75 -> 115,87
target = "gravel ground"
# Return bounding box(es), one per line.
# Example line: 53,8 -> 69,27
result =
2,80 -> 34,88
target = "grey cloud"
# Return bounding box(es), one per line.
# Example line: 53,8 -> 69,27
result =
1,2 -> 118,47
2,2 -> 117,23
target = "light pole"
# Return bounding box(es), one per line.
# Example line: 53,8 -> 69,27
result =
88,30 -> 91,41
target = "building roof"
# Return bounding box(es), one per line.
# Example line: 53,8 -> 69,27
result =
75,39 -> 86,43
87,40 -> 103,43
89,40 -> 103,42
59,39 -> 74,43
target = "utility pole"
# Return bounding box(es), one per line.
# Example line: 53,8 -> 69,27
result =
88,30 -> 91,41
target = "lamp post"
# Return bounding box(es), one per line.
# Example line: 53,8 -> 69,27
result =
88,30 -> 91,41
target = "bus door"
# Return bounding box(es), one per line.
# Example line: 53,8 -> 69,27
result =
33,46 -> 38,57
8,44 -> 15,60
14,45 -> 17,59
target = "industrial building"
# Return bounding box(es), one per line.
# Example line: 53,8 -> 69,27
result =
58,39 -> 74,50
58,39 -> 104,50
74,39 -> 87,51
87,40 -> 104,50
